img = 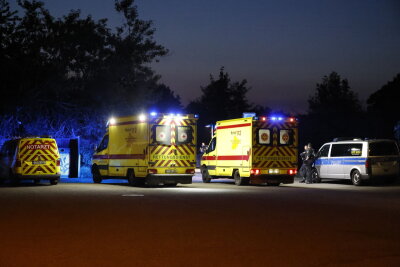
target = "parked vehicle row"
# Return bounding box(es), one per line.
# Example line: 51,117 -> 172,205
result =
1,113 -> 399,187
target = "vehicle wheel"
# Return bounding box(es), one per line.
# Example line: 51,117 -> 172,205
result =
92,165 -> 102,184
233,170 -> 246,186
386,176 -> 397,184
34,179 -> 41,185
127,169 -> 139,186
351,170 -> 362,186
50,179 -> 58,185
11,178 -> 20,186
312,169 -> 321,183
201,167 -> 211,183
9,169 -> 18,185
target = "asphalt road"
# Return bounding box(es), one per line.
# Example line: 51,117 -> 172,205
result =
1,174 -> 400,267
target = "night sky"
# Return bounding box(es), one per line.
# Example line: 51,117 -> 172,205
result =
10,0 -> 400,113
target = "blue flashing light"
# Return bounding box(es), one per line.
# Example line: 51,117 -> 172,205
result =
150,112 -> 157,116
194,114 -> 199,118
271,117 -> 277,121
243,112 -> 256,118
278,117 -> 283,121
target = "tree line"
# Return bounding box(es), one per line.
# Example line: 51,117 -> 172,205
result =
1,0 -> 399,163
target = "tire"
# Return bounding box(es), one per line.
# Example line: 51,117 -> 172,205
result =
234,170 -> 247,186
312,169 -> 321,183
11,178 -> 20,186
92,165 -> 102,184
351,170 -> 362,186
9,169 -> 19,186
127,169 -> 137,186
50,179 -> 58,185
201,167 -> 211,183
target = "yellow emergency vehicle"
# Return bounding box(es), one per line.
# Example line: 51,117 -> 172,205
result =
200,115 -> 298,186
92,113 -> 198,186
0,137 -> 61,185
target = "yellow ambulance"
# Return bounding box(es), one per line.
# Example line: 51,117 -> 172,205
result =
0,137 -> 61,185
92,113 -> 198,186
200,115 -> 298,186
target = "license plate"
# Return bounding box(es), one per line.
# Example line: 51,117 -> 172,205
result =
32,161 -> 46,165
165,169 -> 177,174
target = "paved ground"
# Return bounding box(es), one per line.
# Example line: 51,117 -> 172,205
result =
1,174 -> 400,266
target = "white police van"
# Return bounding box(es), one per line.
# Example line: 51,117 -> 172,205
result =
313,139 -> 400,185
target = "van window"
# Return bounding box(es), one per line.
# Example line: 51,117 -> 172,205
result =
176,126 -> 193,144
331,143 -> 363,157
318,144 -> 330,157
279,129 -> 294,145
154,125 -> 171,145
206,138 -> 216,153
97,135 -> 109,152
258,129 -> 271,145
369,141 -> 399,156
1,140 -> 17,157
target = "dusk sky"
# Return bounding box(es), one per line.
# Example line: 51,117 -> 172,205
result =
10,0 -> 400,113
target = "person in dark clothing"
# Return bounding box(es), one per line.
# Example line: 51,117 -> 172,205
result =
304,143 -> 316,184
299,145 -> 308,183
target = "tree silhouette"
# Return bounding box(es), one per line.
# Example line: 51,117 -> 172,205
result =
187,67 -> 262,145
187,67 -> 253,125
301,72 -> 364,148
308,72 -> 361,115
367,73 -> 400,138
0,0 -> 181,169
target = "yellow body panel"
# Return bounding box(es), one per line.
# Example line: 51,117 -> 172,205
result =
15,138 -> 60,177
201,116 -> 298,184
92,114 -> 197,184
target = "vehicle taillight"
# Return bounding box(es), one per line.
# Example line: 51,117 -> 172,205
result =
185,169 -> 195,174
16,160 -> 22,167
287,169 -> 297,175
56,159 -> 60,166
148,169 -> 157,174
365,159 -> 371,174
250,169 -> 260,175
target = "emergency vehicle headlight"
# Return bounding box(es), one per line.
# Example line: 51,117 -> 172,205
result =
109,117 -> 116,125
139,114 -> 146,122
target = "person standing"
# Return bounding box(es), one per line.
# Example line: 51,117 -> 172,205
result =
299,145 -> 308,183
304,143 -> 316,184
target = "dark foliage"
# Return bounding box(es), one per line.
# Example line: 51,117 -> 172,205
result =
301,72 -> 365,148
0,0 -> 181,165
187,67 -> 269,145
367,73 -> 400,137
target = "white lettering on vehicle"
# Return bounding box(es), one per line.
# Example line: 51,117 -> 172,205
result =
25,144 -> 51,150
